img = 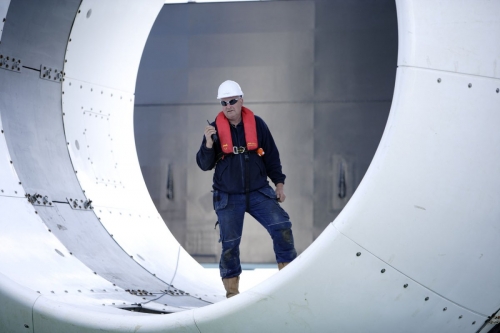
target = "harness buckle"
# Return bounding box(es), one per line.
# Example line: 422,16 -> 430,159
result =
233,146 -> 246,154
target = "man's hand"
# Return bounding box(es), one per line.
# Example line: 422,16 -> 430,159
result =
275,183 -> 286,203
204,125 -> 217,148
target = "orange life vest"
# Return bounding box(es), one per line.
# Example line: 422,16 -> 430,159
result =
215,106 -> 258,154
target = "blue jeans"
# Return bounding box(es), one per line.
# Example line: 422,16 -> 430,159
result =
213,185 -> 297,279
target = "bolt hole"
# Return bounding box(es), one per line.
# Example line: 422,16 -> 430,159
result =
425,297 -> 429,301
403,284 -> 408,288
381,269 -> 386,273
356,252 -> 361,257
468,83 -> 472,88
437,78 -> 441,83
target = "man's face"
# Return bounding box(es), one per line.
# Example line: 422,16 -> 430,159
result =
221,96 -> 243,124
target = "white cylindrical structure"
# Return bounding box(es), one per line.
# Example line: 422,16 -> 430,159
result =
0,0 -> 498,332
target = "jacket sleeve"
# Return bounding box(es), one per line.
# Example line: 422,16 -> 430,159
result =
196,134 -> 216,171
257,116 -> 286,185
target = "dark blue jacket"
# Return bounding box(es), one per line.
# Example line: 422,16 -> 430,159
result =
196,115 -> 285,194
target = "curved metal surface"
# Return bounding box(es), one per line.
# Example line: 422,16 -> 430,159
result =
0,0 -> 498,332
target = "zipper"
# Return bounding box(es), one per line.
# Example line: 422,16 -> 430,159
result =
233,124 -> 245,190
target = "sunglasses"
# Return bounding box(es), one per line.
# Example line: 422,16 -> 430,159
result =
220,97 -> 241,107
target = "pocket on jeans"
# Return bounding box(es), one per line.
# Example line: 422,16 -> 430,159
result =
213,190 -> 228,211
257,185 -> 277,200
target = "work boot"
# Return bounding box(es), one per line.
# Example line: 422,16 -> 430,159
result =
222,276 -> 240,298
278,262 -> 290,270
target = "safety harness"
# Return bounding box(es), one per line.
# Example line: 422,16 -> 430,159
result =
215,107 -> 262,210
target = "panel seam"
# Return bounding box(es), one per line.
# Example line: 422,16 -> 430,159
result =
331,223 -> 489,318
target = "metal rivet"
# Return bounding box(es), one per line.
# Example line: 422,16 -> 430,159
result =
468,83 -> 472,88
472,321 -> 476,325
425,297 -> 429,301
24,324 -> 29,328
459,315 -> 463,319
381,269 -> 386,273
356,252 -> 361,257
437,78 -> 441,83
403,284 -> 408,288
443,307 -> 447,311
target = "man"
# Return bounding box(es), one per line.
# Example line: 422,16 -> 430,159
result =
196,80 -> 297,298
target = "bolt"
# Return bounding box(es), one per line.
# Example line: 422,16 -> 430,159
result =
443,307 -> 447,311
24,324 -> 29,328
356,252 -> 361,257
404,284 -> 408,288
381,269 -> 386,273
459,315 -> 463,319
425,297 -> 429,301
472,321 -> 476,325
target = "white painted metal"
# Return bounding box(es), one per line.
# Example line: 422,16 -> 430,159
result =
397,0 -> 500,79
193,226 -> 487,332
1,0 -> 499,332
0,196 -> 118,297
0,272 -> 39,333
0,117 -> 24,197
336,66 -> 500,315
0,0 -> 9,43
62,0 -> 224,298
63,1 -> 163,94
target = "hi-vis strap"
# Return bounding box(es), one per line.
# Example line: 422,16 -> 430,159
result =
215,107 -> 258,154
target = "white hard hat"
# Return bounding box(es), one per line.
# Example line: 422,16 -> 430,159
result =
217,80 -> 244,99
